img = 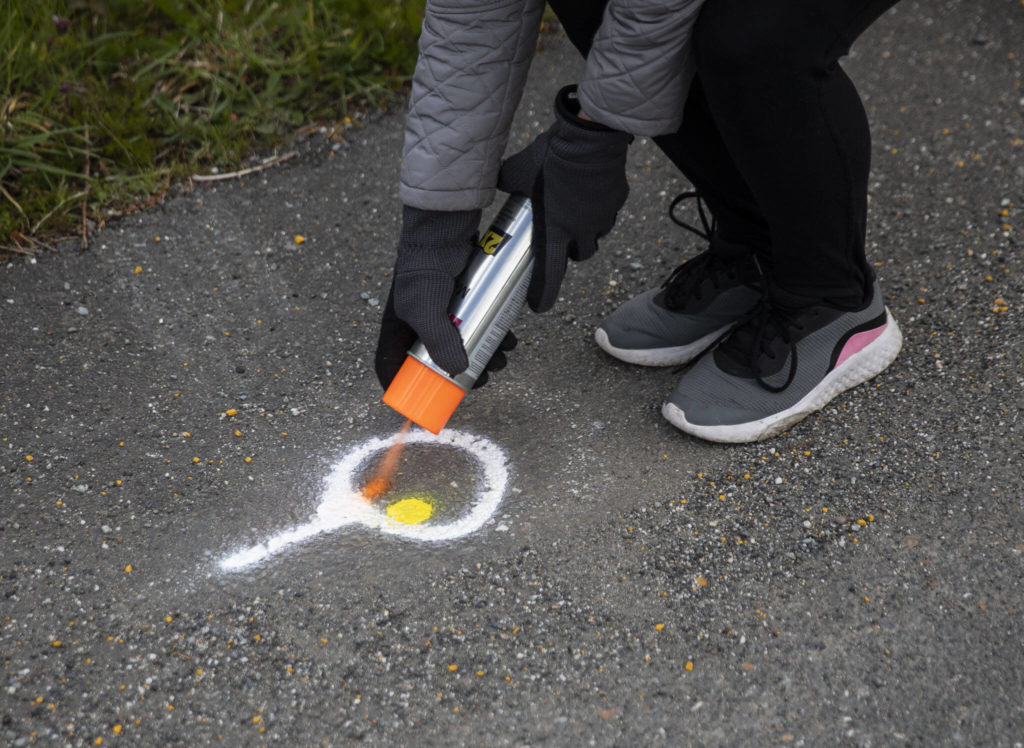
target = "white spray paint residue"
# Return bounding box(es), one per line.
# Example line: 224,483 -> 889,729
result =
218,429 -> 509,572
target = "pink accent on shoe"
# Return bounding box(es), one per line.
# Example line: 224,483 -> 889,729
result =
836,323 -> 886,367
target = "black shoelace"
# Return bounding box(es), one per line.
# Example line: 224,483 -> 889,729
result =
719,293 -> 824,393
669,191 -> 716,240
661,192 -> 745,309
665,193 -> 821,393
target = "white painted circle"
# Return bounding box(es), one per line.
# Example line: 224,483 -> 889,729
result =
317,428 -> 509,542
218,429 -> 510,572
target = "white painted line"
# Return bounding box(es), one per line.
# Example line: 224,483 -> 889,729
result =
218,429 -> 509,572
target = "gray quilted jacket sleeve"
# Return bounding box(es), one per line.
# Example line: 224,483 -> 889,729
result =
399,0 -> 705,212
579,0 -> 704,135
399,0 -> 546,212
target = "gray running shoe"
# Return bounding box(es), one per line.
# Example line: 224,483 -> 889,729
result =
596,246 -> 763,366
662,280 -> 903,443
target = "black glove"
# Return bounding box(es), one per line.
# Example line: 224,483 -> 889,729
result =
498,84 -> 632,313
374,206 -> 518,390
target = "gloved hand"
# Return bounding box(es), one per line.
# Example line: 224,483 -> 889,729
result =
498,84 -> 632,313
374,206 -> 517,390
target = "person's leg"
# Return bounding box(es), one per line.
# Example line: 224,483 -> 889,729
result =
550,0 -> 772,259
692,0 -> 900,307
545,0 -> 606,57
596,71 -> 770,367
662,0 -> 905,442
654,78 -> 772,260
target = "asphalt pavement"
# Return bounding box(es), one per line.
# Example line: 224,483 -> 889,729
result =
2,1 -> 1022,745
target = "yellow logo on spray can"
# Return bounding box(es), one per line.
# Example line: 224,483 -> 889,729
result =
480,229 -> 508,255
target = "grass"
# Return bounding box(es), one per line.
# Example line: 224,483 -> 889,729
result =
1,0 -> 425,251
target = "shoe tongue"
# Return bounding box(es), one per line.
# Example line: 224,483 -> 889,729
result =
716,319 -> 762,373
715,295 -> 797,375
662,252 -> 713,310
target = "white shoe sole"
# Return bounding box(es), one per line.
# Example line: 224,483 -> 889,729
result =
594,324 -> 733,367
662,309 -> 904,443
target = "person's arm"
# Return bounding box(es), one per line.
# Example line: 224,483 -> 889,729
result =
377,0 -> 543,390
399,0 -> 546,212
578,0 -> 706,136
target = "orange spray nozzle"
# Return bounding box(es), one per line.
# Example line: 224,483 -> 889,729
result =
382,356 -> 466,434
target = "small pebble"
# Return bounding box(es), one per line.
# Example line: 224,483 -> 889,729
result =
76,306 -> 89,316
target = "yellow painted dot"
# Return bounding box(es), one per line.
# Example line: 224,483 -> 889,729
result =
294,235 -> 306,244
134,266 -> 142,274
685,661 -> 694,671
654,623 -> 665,631
386,496 -> 434,525
225,409 -> 238,416
25,455 -> 33,461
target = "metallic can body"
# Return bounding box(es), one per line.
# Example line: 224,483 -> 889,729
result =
408,194 -> 534,391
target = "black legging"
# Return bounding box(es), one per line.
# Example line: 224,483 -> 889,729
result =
549,0 -> 900,306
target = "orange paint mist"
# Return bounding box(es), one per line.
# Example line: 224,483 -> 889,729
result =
360,419 -> 412,500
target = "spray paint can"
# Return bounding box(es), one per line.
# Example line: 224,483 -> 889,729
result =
382,194 -> 534,433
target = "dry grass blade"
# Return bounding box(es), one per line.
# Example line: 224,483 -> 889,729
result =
81,124 -> 90,250
31,190 -> 89,235
0,183 -> 27,219
191,151 -> 298,182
